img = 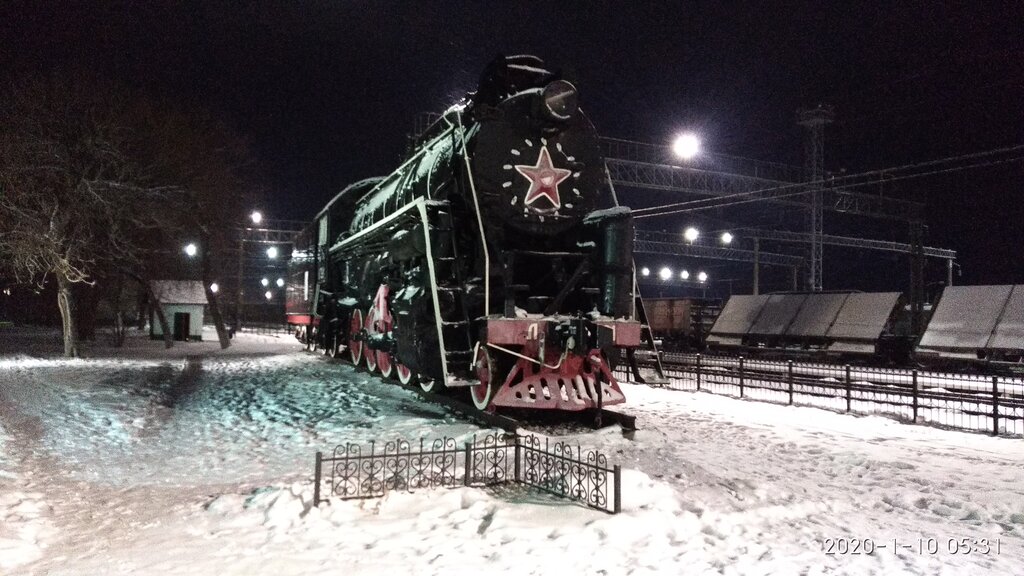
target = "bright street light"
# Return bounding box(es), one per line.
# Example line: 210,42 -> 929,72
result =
266,246 -> 278,259
672,133 -> 700,160
680,270 -> 690,280
698,271 -> 708,283
659,267 -> 672,281
264,291 -> 273,300
260,278 -> 269,287
720,232 -> 734,245
184,243 -> 198,257
209,282 -> 219,293
641,267 -> 650,277
250,211 -> 263,225
684,227 -> 699,243
275,278 -> 285,287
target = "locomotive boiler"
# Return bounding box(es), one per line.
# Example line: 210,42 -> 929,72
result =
286,55 -> 641,412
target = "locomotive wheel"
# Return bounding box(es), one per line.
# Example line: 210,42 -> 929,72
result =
348,309 -> 363,366
419,377 -> 435,392
470,345 -> 498,410
327,332 -> 340,358
364,307 -> 378,373
395,363 -> 415,385
305,327 -> 317,352
377,317 -> 393,378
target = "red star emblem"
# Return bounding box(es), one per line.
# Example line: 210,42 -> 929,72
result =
515,146 -> 571,210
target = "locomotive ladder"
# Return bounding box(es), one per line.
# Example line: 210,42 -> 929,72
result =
429,205 -> 475,376
628,276 -> 666,383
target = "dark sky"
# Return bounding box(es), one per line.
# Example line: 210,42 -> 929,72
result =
2,1 -> 1022,289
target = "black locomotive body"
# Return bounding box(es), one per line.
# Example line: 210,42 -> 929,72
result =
287,56 -> 640,411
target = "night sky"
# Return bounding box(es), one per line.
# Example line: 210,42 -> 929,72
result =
3,1 -> 1022,289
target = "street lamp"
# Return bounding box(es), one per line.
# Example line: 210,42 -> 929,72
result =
698,271 -> 708,283
720,232 -> 734,245
659,267 -> 672,281
184,243 -> 198,257
684,227 -> 699,243
250,211 -> 263,225
672,133 -> 700,160
266,246 -> 278,259
641,267 -> 650,277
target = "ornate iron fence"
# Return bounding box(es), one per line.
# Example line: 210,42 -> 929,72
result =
517,434 -> 619,512
314,432 -> 621,514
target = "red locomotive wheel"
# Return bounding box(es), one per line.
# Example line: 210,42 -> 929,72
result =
396,363 -> 414,385
364,307 -> 378,373
470,345 -> 498,410
377,318 -> 393,378
348,309 -> 363,366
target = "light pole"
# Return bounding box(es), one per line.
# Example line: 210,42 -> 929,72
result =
672,133 -> 701,161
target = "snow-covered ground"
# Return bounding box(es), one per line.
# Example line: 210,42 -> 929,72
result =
1,326 -> 1022,575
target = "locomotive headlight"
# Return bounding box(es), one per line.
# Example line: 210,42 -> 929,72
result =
541,80 -> 578,121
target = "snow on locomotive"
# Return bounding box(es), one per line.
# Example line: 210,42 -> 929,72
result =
286,55 -> 641,412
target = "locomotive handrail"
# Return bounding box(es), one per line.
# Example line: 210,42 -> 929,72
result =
315,125 -> 455,222
328,197 -> 451,383
328,197 -> 424,254
452,110 -> 492,317
487,342 -> 566,370
415,199 -> 451,381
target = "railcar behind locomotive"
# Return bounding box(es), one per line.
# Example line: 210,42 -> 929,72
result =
287,55 -> 641,412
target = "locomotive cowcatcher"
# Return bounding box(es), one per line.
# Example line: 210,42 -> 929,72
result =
286,55 -> 641,412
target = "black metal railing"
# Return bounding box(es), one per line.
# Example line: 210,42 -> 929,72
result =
518,434 -> 618,512
619,353 -> 1024,438
314,432 -> 622,514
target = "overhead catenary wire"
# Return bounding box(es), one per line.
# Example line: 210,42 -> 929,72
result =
631,144 -> 1024,219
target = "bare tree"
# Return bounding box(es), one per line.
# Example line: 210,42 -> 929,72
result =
0,73 -> 180,356
142,108 -> 258,349
0,71 -> 259,355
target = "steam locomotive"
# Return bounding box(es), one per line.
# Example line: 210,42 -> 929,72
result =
286,55 -> 641,412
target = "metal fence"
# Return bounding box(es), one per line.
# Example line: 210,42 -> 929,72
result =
618,353 -> 1024,437
314,432 -> 622,514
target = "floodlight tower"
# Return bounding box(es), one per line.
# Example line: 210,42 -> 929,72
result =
798,105 -> 833,292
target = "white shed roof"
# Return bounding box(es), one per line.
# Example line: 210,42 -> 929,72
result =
150,280 -> 208,305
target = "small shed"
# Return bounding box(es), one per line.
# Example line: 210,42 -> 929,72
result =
150,280 -> 207,341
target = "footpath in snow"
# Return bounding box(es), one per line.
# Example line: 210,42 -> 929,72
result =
0,327 -> 1022,575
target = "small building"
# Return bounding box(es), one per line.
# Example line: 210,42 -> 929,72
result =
149,280 -> 207,341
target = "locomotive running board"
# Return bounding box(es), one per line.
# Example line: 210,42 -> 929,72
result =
329,197 -> 451,384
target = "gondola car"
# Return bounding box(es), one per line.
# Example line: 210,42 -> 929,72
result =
286,55 -> 641,412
